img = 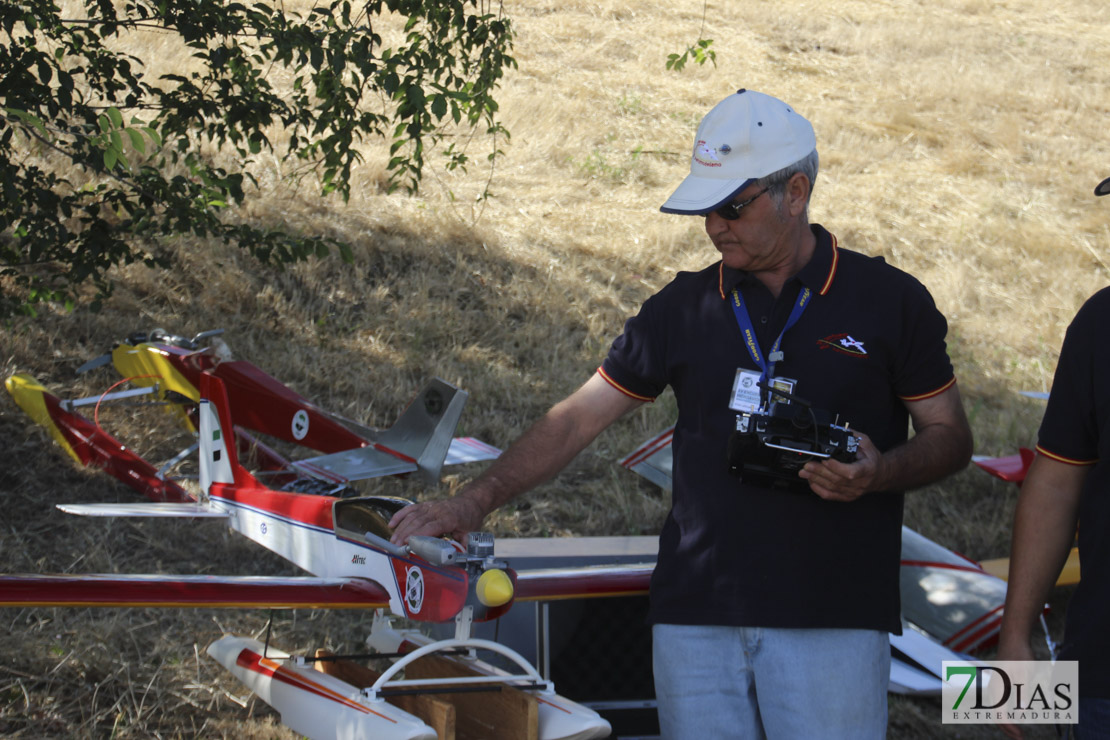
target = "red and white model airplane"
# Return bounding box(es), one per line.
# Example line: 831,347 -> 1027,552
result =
3,330 -> 651,740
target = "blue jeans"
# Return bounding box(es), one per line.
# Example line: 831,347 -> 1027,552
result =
652,623 -> 890,740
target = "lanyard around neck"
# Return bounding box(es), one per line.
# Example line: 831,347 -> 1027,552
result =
729,285 -> 812,386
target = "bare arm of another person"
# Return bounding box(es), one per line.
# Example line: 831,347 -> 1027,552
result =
997,453 -> 1085,656
389,373 -> 645,544
798,383 -> 973,501
994,454 -> 1086,740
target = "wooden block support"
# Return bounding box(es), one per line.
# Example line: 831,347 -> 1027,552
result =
314,649 -> 455,740
405,654 -> 539,740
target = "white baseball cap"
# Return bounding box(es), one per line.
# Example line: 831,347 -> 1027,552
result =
660,89 -> 817,215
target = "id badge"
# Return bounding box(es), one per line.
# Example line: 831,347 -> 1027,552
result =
729,369 -> 761,413
729,370 -> 797,412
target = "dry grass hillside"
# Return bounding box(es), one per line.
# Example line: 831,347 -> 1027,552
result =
3,0 -> 1109,737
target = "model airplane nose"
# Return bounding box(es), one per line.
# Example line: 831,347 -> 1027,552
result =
475,568 -> 513,607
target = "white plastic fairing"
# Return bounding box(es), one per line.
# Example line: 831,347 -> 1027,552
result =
367,615 -> 612,740
208,635 -> 436,740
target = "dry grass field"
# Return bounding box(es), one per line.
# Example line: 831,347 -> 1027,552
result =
3,0 -> 1109,736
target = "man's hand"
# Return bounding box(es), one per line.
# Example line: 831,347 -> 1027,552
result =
799,384 -> 972,502
798,431 -> 885,501
386,373 -> 645,546
994,640 -> 1036,740
389,496 -> 486,545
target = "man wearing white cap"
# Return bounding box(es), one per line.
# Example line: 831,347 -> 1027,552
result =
391,89 -> 973,738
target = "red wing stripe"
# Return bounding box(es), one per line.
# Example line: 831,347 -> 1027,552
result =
535,695 -> 574,714
0,575 -> 390,609
620,429 -> 674,469
236,649 -> 397,721
454,437 -> 501,455
899,559 -> 990,575
947,608 -> 1004,652
944,604 -> 1004,645
514,565 -> 654,601
209,485 -> 336,529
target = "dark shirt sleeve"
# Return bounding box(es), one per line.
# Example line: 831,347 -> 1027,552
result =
600,292 -> 667,402
1037,291 -> 1104,465
890,274 -> 955,401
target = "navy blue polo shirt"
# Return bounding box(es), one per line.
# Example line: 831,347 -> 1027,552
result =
1036,286 -> 1110,697
600,224 -> 955,633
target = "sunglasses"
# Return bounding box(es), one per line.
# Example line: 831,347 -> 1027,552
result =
712,187 -> 769,220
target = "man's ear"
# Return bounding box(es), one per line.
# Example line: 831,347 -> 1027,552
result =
785,172 -> 811,217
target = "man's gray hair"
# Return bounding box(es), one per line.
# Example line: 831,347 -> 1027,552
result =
756,149 -> 819,206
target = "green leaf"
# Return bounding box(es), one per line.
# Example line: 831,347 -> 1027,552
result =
126,128 -> 146,154
431,93 -> 447,119
5,108 -> 50,139
142,126 -> 162,148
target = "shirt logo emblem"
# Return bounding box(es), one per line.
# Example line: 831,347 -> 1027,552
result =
818,333 -> 868,357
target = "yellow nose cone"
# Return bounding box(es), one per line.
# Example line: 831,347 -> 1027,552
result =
475,569 -> 514,608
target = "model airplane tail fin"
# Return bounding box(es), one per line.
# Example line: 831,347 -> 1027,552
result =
373,379 -> 469,485
197,373 -> 252,492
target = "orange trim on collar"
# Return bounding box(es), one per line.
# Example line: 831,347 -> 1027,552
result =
898,376 -> 956,402
819,234 -> 838,296
1034,445 -> 1098,467
716,231 -> 840,300
596,367 -> 656,402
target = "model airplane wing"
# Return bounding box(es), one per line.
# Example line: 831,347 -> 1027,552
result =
0,574 -> 391,609
617,426 -> 674,492
899,527 -> 1007,653
972,447 -> 1035,485
514,563 -> 654,601
5,373 -> 195,503
108,337 -> 500,485
56,502 -> 228,517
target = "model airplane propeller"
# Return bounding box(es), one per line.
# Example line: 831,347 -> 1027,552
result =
3,330 -> 651,740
